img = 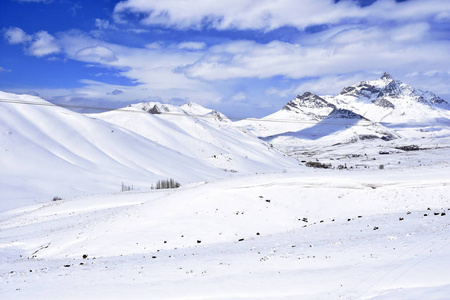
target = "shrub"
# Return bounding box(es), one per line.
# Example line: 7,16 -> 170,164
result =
305,161 -> 331,169
52,196 -> 62,201
153,178 -> 180,190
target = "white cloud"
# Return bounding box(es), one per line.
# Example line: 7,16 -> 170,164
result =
75,46 -> 118,63
95,19 -> 117,31
4,27 -> 32,44
27,31 -> 60,57
231,92 -> 247,102
113,0 -> 362,30
178,42 -> 206,51
4,28 -> 60,57
293,73 -> 378,96
434,11 -> 450,23
179,27 -> 450,83
145,42 -> 163,49
389,22 -> 430,42
0,66 -> 11,73
4,1 -> 449,115
113,0 -> 449,31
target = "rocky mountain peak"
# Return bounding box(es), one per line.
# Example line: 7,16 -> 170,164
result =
283,92 -> 335,111
380,72 -> 393,81
338,72 -> 401,100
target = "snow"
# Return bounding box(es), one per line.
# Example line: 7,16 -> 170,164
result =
1,166 -> 449,299
0,91 -> 298,211
89,102 -> 294,174
1,76 -> 450,299
235,74 -> 450,167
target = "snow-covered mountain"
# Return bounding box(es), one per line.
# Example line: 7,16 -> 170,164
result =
237,92 -> 336,138
238,73 -> 450,153
329,72 -> 450,125
131,101 -> 230,123
0,91 -> 297,210
90,101 -> 295,173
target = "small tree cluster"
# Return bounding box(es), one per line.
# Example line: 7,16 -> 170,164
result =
121,182 -> 133,192
305,161 -> 332,169
152,178 -> 180,190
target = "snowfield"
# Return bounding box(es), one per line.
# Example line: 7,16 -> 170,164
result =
1,72 -> 450,300
1,165 -> 449,299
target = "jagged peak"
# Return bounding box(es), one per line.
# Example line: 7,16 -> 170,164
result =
380,72 -> 393,80
298,91 -> 316,98
286,92 -> 334,108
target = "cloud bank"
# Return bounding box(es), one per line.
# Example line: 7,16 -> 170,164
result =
2,0 -> 450,117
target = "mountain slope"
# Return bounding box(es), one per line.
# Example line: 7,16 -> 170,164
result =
0,92 -> 299,210
0,92 -> 225,210
90,102 -> 296,173
236,92 -> 336,138
263,107 -> 399,149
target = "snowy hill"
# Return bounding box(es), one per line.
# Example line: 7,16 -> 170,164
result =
1,166 -> 449,299
0,91 -> 297,210
90,101 -> 296,173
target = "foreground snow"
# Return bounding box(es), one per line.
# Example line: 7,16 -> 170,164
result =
1,165 -> 449,299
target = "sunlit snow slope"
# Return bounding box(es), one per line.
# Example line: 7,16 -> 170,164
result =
1,167 -> 449,299
90,101 -> 295,173
0,92 -> 297,210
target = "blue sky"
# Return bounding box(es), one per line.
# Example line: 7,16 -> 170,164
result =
1,0 -> 449,118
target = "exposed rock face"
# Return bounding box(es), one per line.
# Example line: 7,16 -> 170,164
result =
373,98 -> 395,109
328,108 -> 367,120
283,92 -> 335,111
